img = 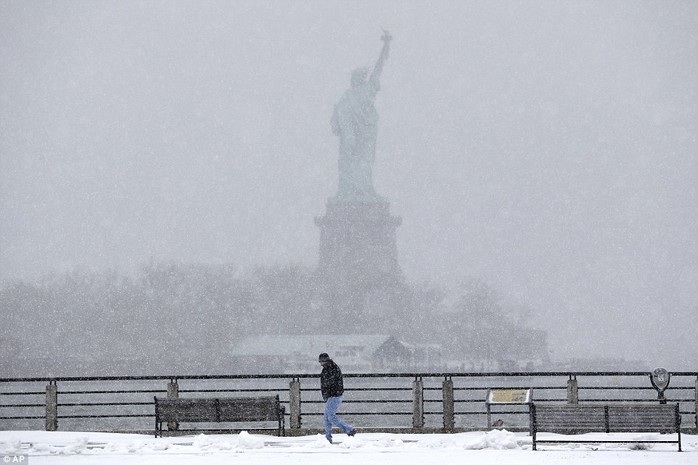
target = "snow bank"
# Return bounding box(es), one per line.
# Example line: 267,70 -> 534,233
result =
463,429 -> 521,450
0,430 -> 695,465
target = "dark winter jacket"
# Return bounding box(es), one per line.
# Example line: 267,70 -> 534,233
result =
320,360 -> 344,400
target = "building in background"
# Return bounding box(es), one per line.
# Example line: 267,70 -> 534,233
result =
230,334 -> 433,373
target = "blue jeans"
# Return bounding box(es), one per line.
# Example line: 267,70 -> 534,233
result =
324,396 -> 353,441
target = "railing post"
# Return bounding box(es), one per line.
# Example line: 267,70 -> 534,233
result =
412,377 -> 424,430
167,379 -> 179,398
442,377 -> 455,432
289,378 -> 302,431
695,376 -> 697,431
167,378 -> 179,431
567,375 -> 578,404
45,380 -> 58,431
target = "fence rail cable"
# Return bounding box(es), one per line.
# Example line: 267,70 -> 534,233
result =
1,371 -> 696,434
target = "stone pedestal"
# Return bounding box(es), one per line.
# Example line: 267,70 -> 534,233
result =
314,200 -> 403,325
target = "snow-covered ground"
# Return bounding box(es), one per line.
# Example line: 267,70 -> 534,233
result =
1,429 -> 695,465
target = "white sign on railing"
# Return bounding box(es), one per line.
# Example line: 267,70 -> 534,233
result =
485,388 -> 532,431
486,388 -> 531,405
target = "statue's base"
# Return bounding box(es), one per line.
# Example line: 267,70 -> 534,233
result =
314,201 -> 403,325
315,201 -> 402,284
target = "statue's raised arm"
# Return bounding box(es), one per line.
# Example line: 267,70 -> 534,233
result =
370,30 -> 392,85
331,32 -> 393,203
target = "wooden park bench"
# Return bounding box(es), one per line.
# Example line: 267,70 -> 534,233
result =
530,403 -> 682,451
154,395 -> 285,437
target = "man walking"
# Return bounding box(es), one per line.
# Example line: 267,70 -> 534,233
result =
318,353 -> 355,443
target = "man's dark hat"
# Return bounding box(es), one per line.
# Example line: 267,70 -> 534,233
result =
318,353 -> 331,362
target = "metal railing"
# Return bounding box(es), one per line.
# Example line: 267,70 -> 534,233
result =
1,372 -> 696,434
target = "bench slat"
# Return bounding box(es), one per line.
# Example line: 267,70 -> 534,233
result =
607,405 -> 679,433
534,405 -> 606,433
156,398 -> 219,422
219,397 -> 282,422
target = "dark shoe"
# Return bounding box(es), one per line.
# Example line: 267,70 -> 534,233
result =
347,429 -> 356,437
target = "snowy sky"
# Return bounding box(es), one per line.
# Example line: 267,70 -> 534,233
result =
1,1 -> 697,366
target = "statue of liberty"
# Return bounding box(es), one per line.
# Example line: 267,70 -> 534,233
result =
331,31 -> 392,203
